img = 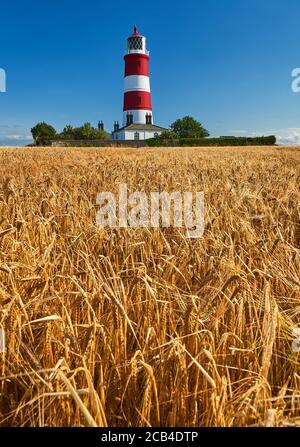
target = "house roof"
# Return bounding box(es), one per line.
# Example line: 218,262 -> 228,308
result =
112,123 -> 168,134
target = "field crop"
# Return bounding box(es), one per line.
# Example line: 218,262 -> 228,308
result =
0,145 -> 299,427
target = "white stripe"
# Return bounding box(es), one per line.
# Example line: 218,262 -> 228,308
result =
123,110 -> 153,126
124,75 -> 150,93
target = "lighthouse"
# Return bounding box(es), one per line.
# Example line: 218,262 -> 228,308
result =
112,26 -> 166,141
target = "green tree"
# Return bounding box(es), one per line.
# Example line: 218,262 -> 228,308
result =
170,116 -> 209,139
78,122 -> 96,139
95,129 -> 110,140
159,130 -> 178,140
31,122 -> 56,146
73,123 -> 109,140
61,125 -> 74,140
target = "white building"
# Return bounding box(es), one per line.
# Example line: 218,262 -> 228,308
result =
112,123 -> 167,141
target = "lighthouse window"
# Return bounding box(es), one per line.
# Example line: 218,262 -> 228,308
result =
128,37 -> 143,50
134,132 -> 140,140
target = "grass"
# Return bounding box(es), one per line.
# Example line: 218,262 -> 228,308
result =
0,145 -> 299,427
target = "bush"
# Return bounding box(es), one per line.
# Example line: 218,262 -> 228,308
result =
146,136 -> 276,147
159,130 -> 178,140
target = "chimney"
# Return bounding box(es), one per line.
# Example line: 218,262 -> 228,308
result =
98,120 -> 104,131
126,113 -> 133,126
145,113 -> 152,125
114,121 -> 120,132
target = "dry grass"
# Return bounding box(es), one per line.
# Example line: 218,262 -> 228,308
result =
0,145 -> 299,427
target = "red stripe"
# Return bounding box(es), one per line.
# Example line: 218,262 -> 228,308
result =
124,53 -> 149,77
123,91 -> 152,111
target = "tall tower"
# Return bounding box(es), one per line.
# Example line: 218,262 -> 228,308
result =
123,25 -> 153,126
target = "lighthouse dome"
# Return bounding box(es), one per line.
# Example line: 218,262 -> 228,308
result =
127,25 -> 149,55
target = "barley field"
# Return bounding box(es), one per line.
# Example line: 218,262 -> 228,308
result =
0,145 -> 299,427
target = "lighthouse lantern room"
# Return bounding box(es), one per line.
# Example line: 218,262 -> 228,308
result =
112,26 -> 166,141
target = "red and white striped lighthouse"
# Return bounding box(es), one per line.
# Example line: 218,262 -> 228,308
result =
123,25 -> 153,126
112,26 -> 166,140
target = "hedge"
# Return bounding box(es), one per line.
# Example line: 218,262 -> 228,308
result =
146,136 -> 276,147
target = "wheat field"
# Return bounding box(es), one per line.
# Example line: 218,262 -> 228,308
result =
0,145 -> 299,427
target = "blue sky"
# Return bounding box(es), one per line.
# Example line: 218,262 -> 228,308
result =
1,0 -> 300,145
